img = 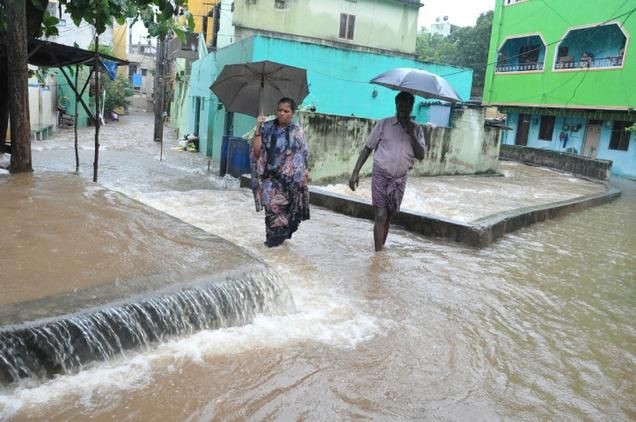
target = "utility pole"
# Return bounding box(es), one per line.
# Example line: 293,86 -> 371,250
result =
153,38 -> 165,143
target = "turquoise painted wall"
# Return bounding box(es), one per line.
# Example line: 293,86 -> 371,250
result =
503,111 -> 636,177
168,58 -> 192,136
597,124 -> 636,178
179,35 -> 473,165
53,68 -> 90,128
250,36 -> 472,120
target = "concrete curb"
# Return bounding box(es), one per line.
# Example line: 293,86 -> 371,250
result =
241,175 -> 621,247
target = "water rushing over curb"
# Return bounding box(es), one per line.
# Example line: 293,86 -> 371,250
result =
0,269 -> 293,385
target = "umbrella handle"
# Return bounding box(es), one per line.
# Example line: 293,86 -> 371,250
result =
259,75 -> 264,115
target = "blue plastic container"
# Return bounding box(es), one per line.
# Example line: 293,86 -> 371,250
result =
227,138 -> 251,178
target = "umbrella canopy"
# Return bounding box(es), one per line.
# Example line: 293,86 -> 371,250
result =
370,67 -> 461,103
210,60 -> 309,117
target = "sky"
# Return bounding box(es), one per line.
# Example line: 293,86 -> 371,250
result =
417,0 -> 496,30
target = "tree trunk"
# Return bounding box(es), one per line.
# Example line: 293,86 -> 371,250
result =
6,0 -> 32,173
0,58 -> 9,152
0,1 -> 46,156
153,37 -> 165,143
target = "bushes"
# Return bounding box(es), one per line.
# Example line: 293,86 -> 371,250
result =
103,75 -> 133,114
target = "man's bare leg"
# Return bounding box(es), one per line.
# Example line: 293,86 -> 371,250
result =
382,211 -> 394,247
374,207 -> 389,252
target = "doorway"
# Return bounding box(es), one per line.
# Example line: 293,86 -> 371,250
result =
515,114 -> 530,146
583,120 -> 602,158
194,97 -> 201,136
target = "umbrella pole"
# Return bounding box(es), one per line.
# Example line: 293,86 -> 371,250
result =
259,75 -> 264,115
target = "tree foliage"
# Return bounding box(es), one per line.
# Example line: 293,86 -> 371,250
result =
103,75 -> 133,114
86,44 -> 133,114
61,0 -> 194,40
416,11 -> 494,97
0,0 -> 194,41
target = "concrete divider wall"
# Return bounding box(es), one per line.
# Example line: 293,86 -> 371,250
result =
500,144 -> 612,181
240,179 -> 621,248
298,106 -> 501,183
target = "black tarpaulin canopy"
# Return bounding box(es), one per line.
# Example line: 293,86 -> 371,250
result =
26,39 -> 130,67
0,38 -> 131,181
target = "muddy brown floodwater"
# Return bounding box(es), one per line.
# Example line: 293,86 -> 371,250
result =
0,110 -> 634,420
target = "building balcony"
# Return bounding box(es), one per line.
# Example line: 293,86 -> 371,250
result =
496,34 -> 546,73
554,23 -> 626,71
554,55 -> 624,70
496,62 -> 544,72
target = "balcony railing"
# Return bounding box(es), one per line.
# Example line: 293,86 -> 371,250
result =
496,62 -> 544,72
554,56 -> 624,69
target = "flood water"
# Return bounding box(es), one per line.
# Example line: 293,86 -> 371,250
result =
0,112 -> 634,420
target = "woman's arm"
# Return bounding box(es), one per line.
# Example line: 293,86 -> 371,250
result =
251,113 -> 266,158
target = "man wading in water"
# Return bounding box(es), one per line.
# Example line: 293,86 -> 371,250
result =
348,91 -> 427,252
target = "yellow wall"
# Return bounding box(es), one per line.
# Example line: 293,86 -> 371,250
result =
112,22 -> 128,77
187,0 -> 220,46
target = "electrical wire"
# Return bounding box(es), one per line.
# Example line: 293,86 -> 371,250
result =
440,6 -> 636,79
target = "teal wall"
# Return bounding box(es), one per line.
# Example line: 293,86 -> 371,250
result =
250,36 -> 472,118
502,112 -> 636,177
179,35 -> 473,164
597,124 -> 636,178
54,68 -> 90,128
168,58 -> 192,137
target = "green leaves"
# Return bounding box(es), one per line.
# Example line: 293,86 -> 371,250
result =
41,10 -> 60,37
57,0 -> 193,39
416,11 -> 494,96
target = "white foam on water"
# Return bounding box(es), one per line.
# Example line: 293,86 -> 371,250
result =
0,285 -> 389,418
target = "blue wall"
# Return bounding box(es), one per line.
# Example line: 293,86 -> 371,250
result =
597,123 -> 636,177
503,112 -> 636,178
250,36 -> 472,119
180,35 -> 473,164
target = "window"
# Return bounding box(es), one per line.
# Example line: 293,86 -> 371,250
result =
141,69 -> 148,76
339,14 -> 355,40
538,116 -> 555,140
555,23 -> 627,70
274,0 -> 288,9
519,45 -> 540,65
496,35 -> 546,72
609,121 -> 631,151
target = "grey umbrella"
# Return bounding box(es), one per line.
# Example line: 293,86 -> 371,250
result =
210,60 -> 309,117
370,67 -> 461,103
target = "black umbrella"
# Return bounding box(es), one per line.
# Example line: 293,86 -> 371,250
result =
370,67 -> 461,103
210,60 -> 309,117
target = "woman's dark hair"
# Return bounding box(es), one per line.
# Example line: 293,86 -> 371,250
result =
278,97 -> 297,112
395,91 -> 414,104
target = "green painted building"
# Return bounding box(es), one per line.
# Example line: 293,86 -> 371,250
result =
483,0 -> 636,178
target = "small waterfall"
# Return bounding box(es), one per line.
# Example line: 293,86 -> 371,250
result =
0,270 -> 293,385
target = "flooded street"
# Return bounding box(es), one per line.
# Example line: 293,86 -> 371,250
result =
1,112 -> 635,420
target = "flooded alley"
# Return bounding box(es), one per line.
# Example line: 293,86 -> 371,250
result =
0,112 -> 634,420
